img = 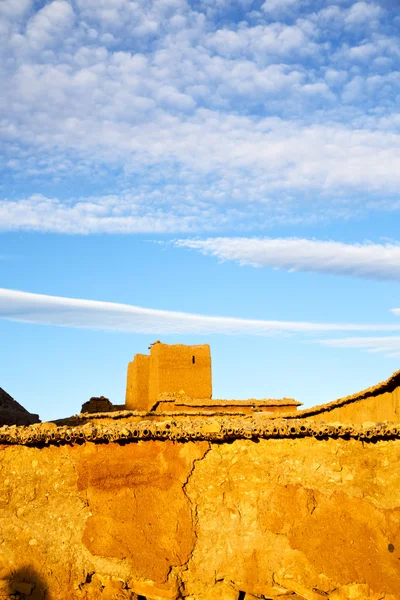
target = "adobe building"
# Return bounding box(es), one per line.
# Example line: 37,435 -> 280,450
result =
125,342 -> 300,414
3,347 -> 400,599
126,342 -> 212,412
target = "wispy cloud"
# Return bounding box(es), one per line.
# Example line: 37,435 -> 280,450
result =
319,336 -> 400,357
1,288 -> 400,335
174,237 -> 400,281
0,188 -> 335,234
0,193 -> 209,234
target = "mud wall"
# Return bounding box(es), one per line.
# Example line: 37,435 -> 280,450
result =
148,343 -> 212,408
0,434 -> 399,600
300,385 -> 400,424
125,354 -> 150,411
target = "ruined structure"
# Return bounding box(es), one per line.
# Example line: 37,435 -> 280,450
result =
125,342 -> 300,415
81,396 -> 114,414
1,345 -> 400,599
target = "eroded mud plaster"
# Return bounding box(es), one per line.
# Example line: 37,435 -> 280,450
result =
0,435 -> 399,599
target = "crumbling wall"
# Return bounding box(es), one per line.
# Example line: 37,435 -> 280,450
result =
81,397 -> 113,414
0,432 -> 399,599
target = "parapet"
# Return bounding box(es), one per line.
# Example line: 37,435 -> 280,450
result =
152,392 -> 301,414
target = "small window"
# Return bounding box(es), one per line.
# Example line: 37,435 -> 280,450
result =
192,355 -> 195,364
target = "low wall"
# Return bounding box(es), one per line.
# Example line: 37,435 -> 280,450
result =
302,387 -> 400,423
0,419 -> 399,600
294,369 -> 400,424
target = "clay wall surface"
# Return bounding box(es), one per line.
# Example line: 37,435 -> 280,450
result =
148,344 -> 212,408
153,394 -> 300,415
303,388 -> 400,423
0,428 -> 399,599
125,354 -> 150,411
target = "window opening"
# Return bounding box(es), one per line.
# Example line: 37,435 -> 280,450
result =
192,356 -> 195,364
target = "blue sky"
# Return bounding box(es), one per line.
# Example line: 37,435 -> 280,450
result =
1,0 -> 400,420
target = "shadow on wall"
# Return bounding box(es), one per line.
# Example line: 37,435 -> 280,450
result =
3,566 -> 50,599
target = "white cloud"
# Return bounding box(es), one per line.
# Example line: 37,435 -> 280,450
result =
205,23 -> 313,59
4,110 -> 400,195
310,2 -> 383,31
262,0 -> 299,15
1,0 -> 400,230
3,146 -> 400,233
174,237 -> 400,280
25,1 -> 75,49
0,193 -> 213,234
344,2 -> 383,26
319,336 -> 400,357
0,0 -> 33,19
74,0 -> 200,39
1,288 -> 400,335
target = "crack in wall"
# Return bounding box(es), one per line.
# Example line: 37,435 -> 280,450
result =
173,443 -> 212,596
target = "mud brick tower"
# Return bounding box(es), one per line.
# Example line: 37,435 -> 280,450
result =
126,342 -> 212,411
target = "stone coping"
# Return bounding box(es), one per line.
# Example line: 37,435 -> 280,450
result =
290,368 -> 400,419
0,417 -> 399,446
